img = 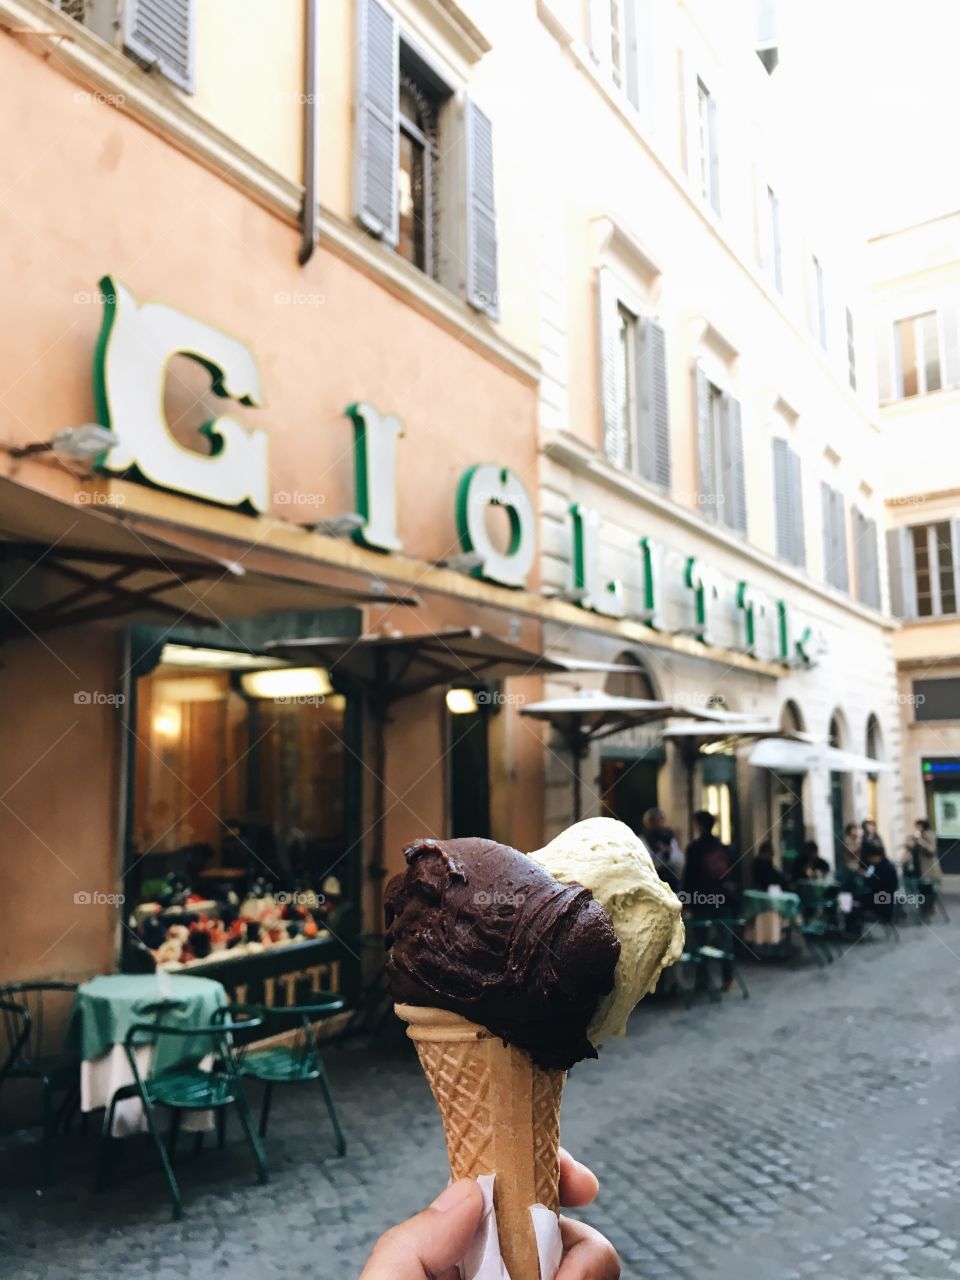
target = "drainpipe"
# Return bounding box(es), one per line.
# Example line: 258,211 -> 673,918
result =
298,0 -> 320,266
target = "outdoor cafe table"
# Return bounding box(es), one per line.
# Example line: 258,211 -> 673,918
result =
742,888 -> 802,947
63,972 -> 227,1136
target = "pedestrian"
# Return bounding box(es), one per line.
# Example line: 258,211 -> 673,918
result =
906,817 -> 939,880
861,818 -> 886,860
842,822 -> 863,872
794,839 -> 830,883
683,810 -> 740,989
641,806 -> 683,891
752,840 -> 785,891
359,1150 -> 620,1279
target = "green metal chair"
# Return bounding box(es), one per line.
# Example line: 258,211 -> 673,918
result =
795,882 -> 837,965
97,1010 -> 268,1220
0,982 -> 80,1186
214,1000 -> 346,1155
686,919 -> 749,1001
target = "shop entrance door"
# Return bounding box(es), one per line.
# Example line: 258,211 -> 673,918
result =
774,772 -> 805,861
448,703 -> 491,838
701,753 -> 740,857
830,771 -> 846,865
599,756 -> 660,835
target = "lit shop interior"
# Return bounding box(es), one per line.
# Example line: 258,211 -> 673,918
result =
126,637 -> 360,979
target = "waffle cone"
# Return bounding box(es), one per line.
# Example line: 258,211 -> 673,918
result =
395,1003 -> 565,1280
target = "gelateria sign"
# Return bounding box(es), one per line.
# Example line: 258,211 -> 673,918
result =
92,275 -> 811,667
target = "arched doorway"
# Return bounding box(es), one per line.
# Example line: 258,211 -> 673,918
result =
828,709 -> 852,863
599,653 -> 662,834
772,700 -> 806,861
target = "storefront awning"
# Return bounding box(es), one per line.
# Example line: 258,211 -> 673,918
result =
264,627 -> 620,703
0,478 -> 416,634
747,737 -> 894,774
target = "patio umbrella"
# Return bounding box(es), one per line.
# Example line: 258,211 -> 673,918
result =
264,628 -> 627,908
519,690 -> 721,821
661,717 -> 812,835
746,737 -> 895,774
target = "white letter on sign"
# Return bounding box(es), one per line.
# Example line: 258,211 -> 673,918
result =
94,276 -> 270,512
455,465 -> 536,588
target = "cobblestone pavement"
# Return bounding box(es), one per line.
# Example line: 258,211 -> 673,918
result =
2,911 -> 960,1279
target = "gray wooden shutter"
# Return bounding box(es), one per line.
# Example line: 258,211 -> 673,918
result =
772,437 -> 792,561
623,0 -> 640,110
941,303 -> 960,387
466,100 -> 499,318
644,317 -> 671,489
865,517 -> 881,608
886,526 -> 917,619
722,394 -> 746,533
354,0 -> 398,245
598,269 -> 626,467
122,0 -> 196,92
790,447 -> 805,567
833,488 -> 849,591
854,509 -> 876,605
695,364 -> 715,519
876,320 -> 895,403
821,482 -> 833,585
707,92 -> 721,215
588,0 -> 609,67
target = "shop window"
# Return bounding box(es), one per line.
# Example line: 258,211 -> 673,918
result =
446,687 -> 491,838
913,677 -> 960,722
129,646 -> 352,968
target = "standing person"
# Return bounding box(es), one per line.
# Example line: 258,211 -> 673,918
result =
842,822 -> 863,872
683,810 -> 740,989
907,817 -> 939,880
861,818 -> 886,860
641,807 -> 683,891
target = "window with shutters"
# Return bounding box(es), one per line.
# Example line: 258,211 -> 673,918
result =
846,307 -> 857,390
47,0 -> 196,92
355,0 -> 497,316
695,367 -> 746,533
772,437 -> 805,567
894,312 -> 942,397
696,78 -> 720,213
911,522 -> 957,617
821,483 -> 849,592
598,271 -> 671,489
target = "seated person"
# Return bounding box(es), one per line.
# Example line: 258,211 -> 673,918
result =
794,839 -> 831,883
857,842 -> 899,923
752,841 -> 785,891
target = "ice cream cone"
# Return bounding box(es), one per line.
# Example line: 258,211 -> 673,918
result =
395,1003 -> 565,1280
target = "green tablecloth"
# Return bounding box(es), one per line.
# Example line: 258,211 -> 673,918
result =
64,973 -> 226,1077
742,889 -> 802,922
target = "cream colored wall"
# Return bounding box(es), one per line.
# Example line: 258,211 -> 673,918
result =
190,0 -> 305,183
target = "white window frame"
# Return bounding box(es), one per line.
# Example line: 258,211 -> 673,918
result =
845,306 -> 857,391
766,184 -> 783,293
608,0 -> 628,89
810,254 -> 827,349
894,311 -> 943,398
912,521 -> 958,618
696,77 -> 717,208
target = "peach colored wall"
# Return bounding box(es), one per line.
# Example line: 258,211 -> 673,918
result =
0,36 -> 539,574
0,626 -> 121,985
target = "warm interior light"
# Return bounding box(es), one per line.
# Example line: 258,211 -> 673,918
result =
152,676 -> 224,704
159,644 -> 287,671
153,706 -> 182,740
446,687 -> 479,715
240,667 -> 333,699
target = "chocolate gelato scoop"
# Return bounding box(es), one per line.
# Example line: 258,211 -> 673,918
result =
384,836 -> 621,1070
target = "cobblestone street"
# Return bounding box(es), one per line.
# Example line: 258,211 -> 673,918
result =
2,913 -> 959,1279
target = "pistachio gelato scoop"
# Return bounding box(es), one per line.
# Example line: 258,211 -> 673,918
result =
530,817 -> 685,1046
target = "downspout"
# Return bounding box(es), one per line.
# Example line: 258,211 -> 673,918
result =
298,0 -> 320,266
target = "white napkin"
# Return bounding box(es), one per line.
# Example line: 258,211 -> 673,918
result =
461,1174 -> 563,1280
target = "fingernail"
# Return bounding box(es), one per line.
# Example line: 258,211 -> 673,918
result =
430,1180 -> 476,1211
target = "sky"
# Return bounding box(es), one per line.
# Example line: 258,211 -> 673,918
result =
783,0 -> 960,237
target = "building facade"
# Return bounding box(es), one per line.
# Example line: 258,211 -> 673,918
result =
524,0 -> 901,863
871,210 -> 960,874
0,0 -> 905,1073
